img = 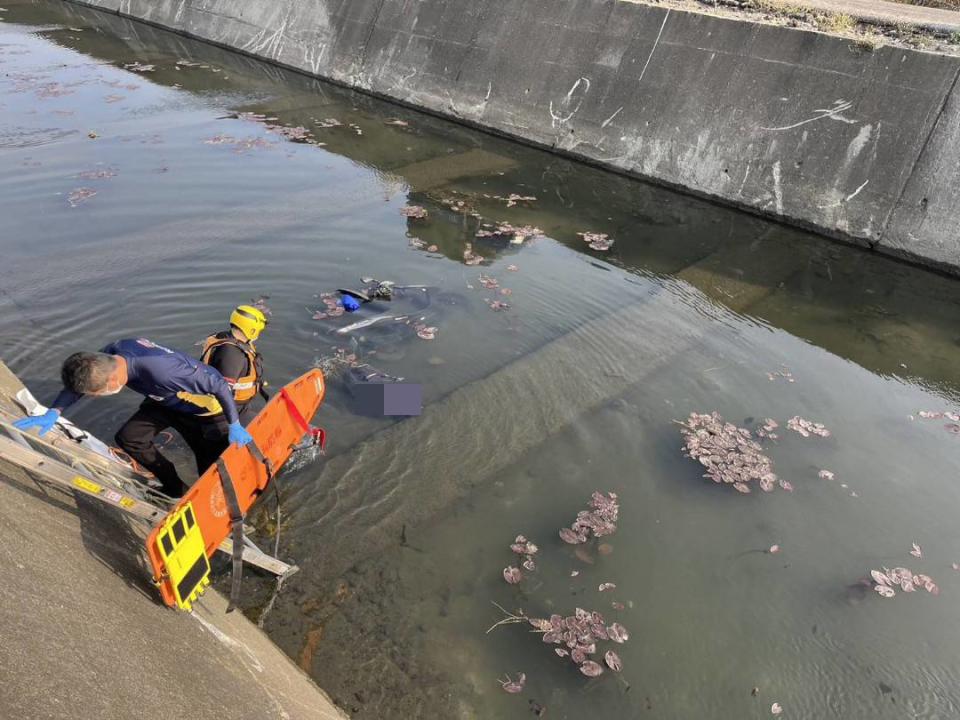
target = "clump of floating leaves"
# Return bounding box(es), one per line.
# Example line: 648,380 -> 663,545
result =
414,323 -> 438,341
204,135 -> 274,153
528,609 -> 627,676
680,412 -> 785,494
67,187 -> 97,207
482,192 -> 537,208
462,243 -> 484,266
489,605 -> 627,678
476,222 -> 543,245
267,124 -> 312,142
558,491 -> 619,544
250,295 -> 272,317
871,567 -> 939,597
786,416 -> 831,438
400,205 -> 428,219
499,672 -> 525,693
77,167 -> 117,180
756,418 -> 779,441
310,292 -> 345,319
503,535 -> 539,584
491,491 -> 628,693
578,232 -> 614,251
439,195 -> 480,217
916,410 -> 960,435
123,61 -> 154,72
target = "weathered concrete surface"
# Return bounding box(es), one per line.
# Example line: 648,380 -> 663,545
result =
63,0 -> 960,273
0,461 -> 347,720
884,70 -> 960,270
661,0 -> 960,34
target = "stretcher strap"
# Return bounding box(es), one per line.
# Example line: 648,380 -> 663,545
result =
246,439 -> 275,482
280,388 -> 326,451
279,388 -> 310,434
215,457 -> 245,613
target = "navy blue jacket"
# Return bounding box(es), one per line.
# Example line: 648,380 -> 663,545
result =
52,338 -> 240,423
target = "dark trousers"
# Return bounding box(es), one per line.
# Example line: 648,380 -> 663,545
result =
115,401 -> 252,497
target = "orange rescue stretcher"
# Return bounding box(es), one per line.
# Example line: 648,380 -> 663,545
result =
147,368 -> 326,611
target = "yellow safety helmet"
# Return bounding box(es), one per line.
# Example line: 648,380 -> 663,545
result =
230,305 -> 268,342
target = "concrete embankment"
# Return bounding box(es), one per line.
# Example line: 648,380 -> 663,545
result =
64,0 -> 960,274
0,461 -> 347,719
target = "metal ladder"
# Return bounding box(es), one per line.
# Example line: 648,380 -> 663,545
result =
0,361 -> 296,582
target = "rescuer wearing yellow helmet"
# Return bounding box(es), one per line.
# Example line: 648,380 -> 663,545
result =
200,305 -> 268,424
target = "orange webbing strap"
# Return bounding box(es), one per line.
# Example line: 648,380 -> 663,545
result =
215,456 -> 245,613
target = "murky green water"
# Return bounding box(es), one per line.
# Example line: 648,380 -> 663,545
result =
3,2 -> 960,718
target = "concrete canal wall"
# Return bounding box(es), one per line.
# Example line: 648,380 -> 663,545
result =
66,0 -> 960,274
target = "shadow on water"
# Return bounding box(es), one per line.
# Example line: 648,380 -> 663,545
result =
11,0 -> 960,394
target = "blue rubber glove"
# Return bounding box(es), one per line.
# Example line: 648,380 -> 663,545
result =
13,409 -> 60,436
342,295 -> 361,313
228,421 -> 253,447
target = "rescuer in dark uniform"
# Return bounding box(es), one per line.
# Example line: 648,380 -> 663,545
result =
12,337 -> 254,497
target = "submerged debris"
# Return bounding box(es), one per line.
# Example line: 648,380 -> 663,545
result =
680,412 -> 780,493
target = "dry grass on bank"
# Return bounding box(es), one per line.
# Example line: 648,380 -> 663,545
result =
889,0 -> 960,10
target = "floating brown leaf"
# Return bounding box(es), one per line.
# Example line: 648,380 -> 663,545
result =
604,650 -> 622,672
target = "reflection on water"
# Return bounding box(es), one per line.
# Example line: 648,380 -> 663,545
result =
2,2 -> 960,718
